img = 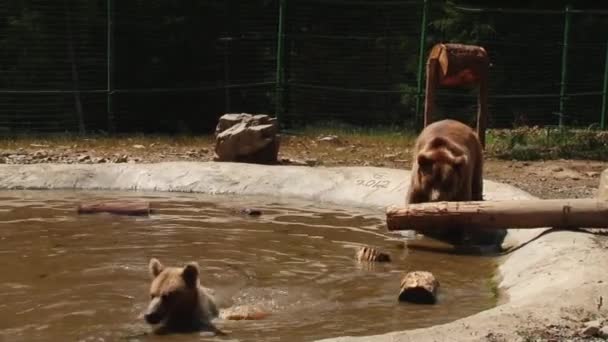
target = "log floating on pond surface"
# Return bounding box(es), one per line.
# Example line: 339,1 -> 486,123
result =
355,246 -> 391,262
399,271 -> 439,304
77,201 -> 151,216
386,198 -> 608,231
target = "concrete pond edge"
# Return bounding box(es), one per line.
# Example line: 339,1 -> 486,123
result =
0,162 -> 606,341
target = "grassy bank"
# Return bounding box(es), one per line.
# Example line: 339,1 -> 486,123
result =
1,124 -> 607,162
289,123 -> 608,161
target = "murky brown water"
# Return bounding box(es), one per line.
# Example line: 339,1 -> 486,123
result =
0,190 -> 497,342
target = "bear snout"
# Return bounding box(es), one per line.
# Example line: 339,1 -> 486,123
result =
144,311 -> 163,325
144,297 -> 165,325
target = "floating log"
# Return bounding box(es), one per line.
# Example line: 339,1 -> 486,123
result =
233,207 -> 263,216
77,201 -> 151,216
399,271 -> 439,304
220,305 -> 270,321
356,246 -> 391,262
386,198 -> 608,232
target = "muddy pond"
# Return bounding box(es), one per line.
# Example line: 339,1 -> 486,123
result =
0,191 -> 497,342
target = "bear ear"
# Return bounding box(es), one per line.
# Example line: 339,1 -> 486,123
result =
149,258 -> 164,279
182,262 -> 200,288
428,136 -> 448,149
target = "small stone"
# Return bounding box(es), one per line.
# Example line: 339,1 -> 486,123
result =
552,166 -> 564,172
599,325 -> 608,338
115,155 -> 128,163
580,320 -> 601,337
132,144 -> 145,149
97,158 -> 107,163
305,158 -> 318,166
317,135 -> 339,143
77,155 -> 90,162
383,153 -> 399,160
280,158 -> 307,166
586,171 -> 600,178
33,150 -> 47,159
200,148 -> 209,154
522,162 -> 530,166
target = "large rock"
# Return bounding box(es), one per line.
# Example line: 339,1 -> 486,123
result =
214,113 -> 280,164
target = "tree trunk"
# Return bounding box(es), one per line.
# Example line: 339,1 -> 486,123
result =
386,198 -> 608,231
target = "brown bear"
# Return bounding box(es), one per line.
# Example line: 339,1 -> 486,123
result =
405,119 -> 484,244
144,258 -> 221,335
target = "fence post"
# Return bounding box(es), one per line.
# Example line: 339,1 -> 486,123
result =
275,0 -> 286,124
558,4 -> 571,127
107,0 -> 115,133
602,38 -> 608,130
415,0 -> 429,129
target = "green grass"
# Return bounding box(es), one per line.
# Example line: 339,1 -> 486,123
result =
286,121 -> 419,145
2,123 -> 608,162
487,126 -> 608,161
294,122 -> 608,161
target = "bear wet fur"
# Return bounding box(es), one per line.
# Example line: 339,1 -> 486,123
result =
145,258 -> 221,335
406,119 -> 489,245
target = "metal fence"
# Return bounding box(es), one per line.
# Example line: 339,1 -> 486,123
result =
0,1 -> 607,134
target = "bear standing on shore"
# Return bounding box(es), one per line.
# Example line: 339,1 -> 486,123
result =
405,119 -> 483,243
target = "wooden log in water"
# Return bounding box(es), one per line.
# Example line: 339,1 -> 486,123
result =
355,246 -> 391,262
386,198 -> 608,232
77,201 -> 151,216
220,305 -> 270,321
399,271 -> 439,304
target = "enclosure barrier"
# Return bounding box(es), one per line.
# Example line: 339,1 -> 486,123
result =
0,1 -> 607,133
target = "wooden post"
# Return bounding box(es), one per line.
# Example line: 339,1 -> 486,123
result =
77,201 -> 151,216
598,168 -> 608,201
477,76 -> 488,148
423,43 -> 489,148
386,198 -> 608,232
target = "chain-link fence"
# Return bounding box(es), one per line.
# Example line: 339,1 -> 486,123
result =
0,1 -> 607,134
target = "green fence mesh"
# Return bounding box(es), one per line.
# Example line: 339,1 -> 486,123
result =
0,1 -> 607,134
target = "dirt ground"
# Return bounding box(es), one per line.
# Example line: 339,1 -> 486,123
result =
0,134 -> 605,199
